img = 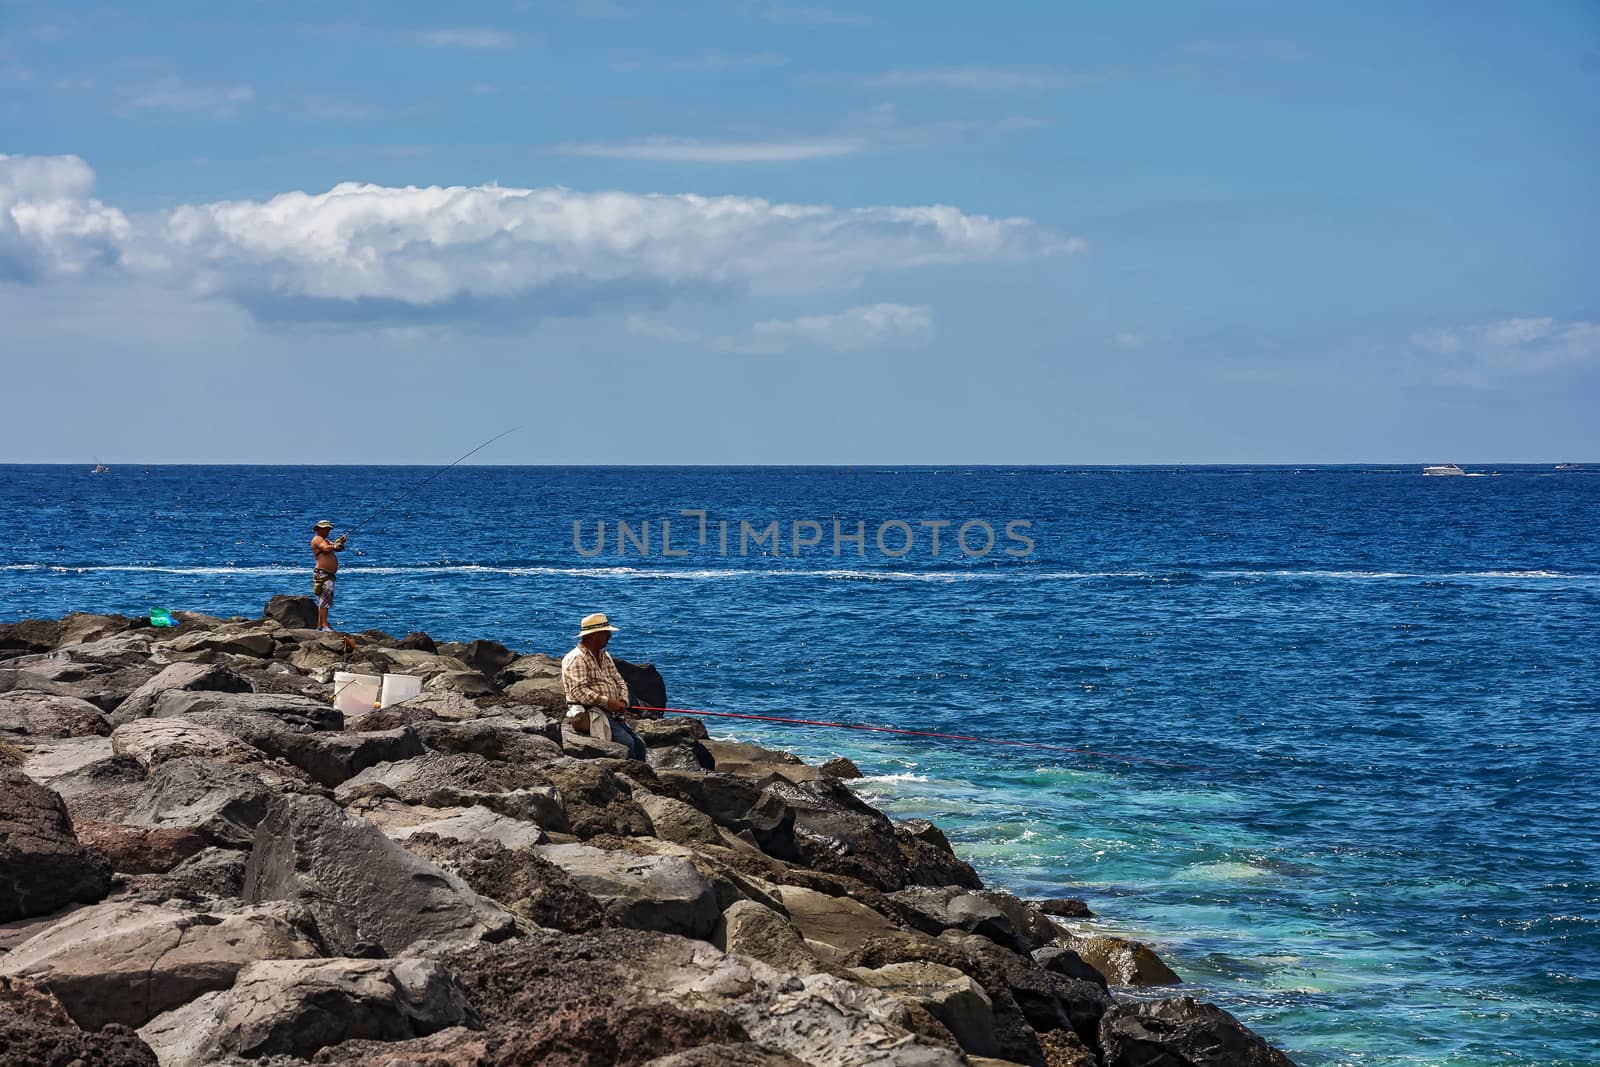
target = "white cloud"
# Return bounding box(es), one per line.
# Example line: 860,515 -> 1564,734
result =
0,152 -> 1080,326
630,303 -> 933,354
554,136 -> 867,162
0,154 -> 131,281
127,78 -> 254,116
1411,317 -> 1600,386
409,28 -> 517,48
752,303 -> 933,350
1113,332 -> 1145,350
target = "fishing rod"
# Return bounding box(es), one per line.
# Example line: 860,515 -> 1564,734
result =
343,426 -> 521,540
629,703 -> 1197,769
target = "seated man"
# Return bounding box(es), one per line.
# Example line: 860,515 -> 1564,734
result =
560,612 -> 647,761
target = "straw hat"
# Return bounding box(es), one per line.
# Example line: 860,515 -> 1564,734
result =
577,612 -> 619,638
314,520 -> 334,530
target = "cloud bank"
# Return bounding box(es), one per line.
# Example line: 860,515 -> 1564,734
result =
0,152 -> 1079,326
1412,317 -> 1600,386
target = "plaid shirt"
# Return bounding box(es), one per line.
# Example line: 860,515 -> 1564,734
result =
562,643 -> 629,708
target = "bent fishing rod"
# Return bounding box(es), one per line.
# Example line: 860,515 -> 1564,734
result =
629,703 -> 1196,769
343,426 -> 521,541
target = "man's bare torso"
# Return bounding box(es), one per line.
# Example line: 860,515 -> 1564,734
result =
311,535 -> 340,573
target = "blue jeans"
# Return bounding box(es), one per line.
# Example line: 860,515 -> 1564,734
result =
572,705 -> 648,760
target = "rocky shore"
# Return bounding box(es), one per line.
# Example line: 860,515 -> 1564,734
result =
1,602 -> 1297,1067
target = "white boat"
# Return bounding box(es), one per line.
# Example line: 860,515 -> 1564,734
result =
90,463 -> 110,475
1423,464 -> 1465,476
1555,462 -> 1580,471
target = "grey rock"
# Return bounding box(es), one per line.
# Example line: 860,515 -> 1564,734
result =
152,689 -> 342,731
1098,996 -> 1296,1067
137,957 -> 477,1067
1060,932 -> 1182,987
892,887 -> 1031,953
243,793 -> 516,956
263,595 -> 318,630
384,805 -> 549,850
111,662 -> 252,724
162,628 -> 276,658
110,717 -> 262,770
849,961 -> 999,1058
0,766 -> 111,922
538,841 -> 720,939
0,690 -> 111,738
715,898 -> 826,977
415,715 -> 563,762
0,898 -> 323,1029
635,791 -> 722,847
124,757 -> 275,848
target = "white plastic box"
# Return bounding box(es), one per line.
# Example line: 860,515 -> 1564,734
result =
332,671 -> 382,715
378,673 -> 423,708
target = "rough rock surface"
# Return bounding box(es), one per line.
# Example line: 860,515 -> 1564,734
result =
243,793 -> 516,956
1098,995 -> 1297,1066
0,690 -> 112,738
0,898 -> 323,1028
0,766 -> 111,921
539,841 -> 720,939
138,957 -> 477,1067
111,661 -> 253,724
0,1014 -> 159,1066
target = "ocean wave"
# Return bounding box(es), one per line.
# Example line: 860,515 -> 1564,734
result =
855,771 -> 932,783
8,563 -> 1595,583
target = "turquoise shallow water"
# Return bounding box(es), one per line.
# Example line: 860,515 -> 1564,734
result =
3,464 -> 1597,1065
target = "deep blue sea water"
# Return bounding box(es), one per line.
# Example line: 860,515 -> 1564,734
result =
3,463 -> 1597,1066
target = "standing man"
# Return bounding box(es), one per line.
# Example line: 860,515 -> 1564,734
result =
561,612 -> 647,760
310,520 -> 347,632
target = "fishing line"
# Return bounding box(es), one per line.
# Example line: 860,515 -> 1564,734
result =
629,704 -> 1197,769
344,426 -> 520,540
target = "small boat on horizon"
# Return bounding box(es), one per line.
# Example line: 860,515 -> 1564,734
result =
91,462 -> 110,475
1555,462 -> 1580,471
1423,463 -> 1465,476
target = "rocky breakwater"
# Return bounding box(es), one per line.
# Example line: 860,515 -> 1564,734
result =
1,601 -> 1297,1067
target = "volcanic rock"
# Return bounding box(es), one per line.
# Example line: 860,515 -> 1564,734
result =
0,766 -> 111,921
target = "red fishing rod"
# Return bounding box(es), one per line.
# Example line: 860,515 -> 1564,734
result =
629,704 -> 1196,769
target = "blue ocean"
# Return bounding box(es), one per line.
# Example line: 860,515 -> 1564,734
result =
3,463 -> 1596,1066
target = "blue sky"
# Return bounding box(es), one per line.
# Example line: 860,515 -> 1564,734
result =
1,0 -> 1596,463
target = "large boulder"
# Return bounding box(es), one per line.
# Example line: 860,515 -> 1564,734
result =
382,805 -> 550,850
762,777 -> 912,890
1062,933 -> 1182,987
538,841 -> 721,939
0,766 -> 111,921
0,690 -> 111,738
0,899 -> 323,1029
400,836 -> 612,933
243,793 -> 516,956
892,887 -> 1031,953
938,931 -> 1111,1047
151,689 -> 342,731
263,595 -> 318,630
71,819 -> 207,874
714,898 -> 827,977
137,957 -> 477,1067
415,715 -> 563,762
1098,996 -> 1296,1067
110,662 -> 252,724
771,883 -> 908,961
443,928 -> 967,1067
161,628 -> 276,659
110,717 -> 262,770
123,756 -> 275,848
614,657 -> 667,711
849,961 -> 999,1058
0,663 -> 160,715
26,746 -> 145,823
